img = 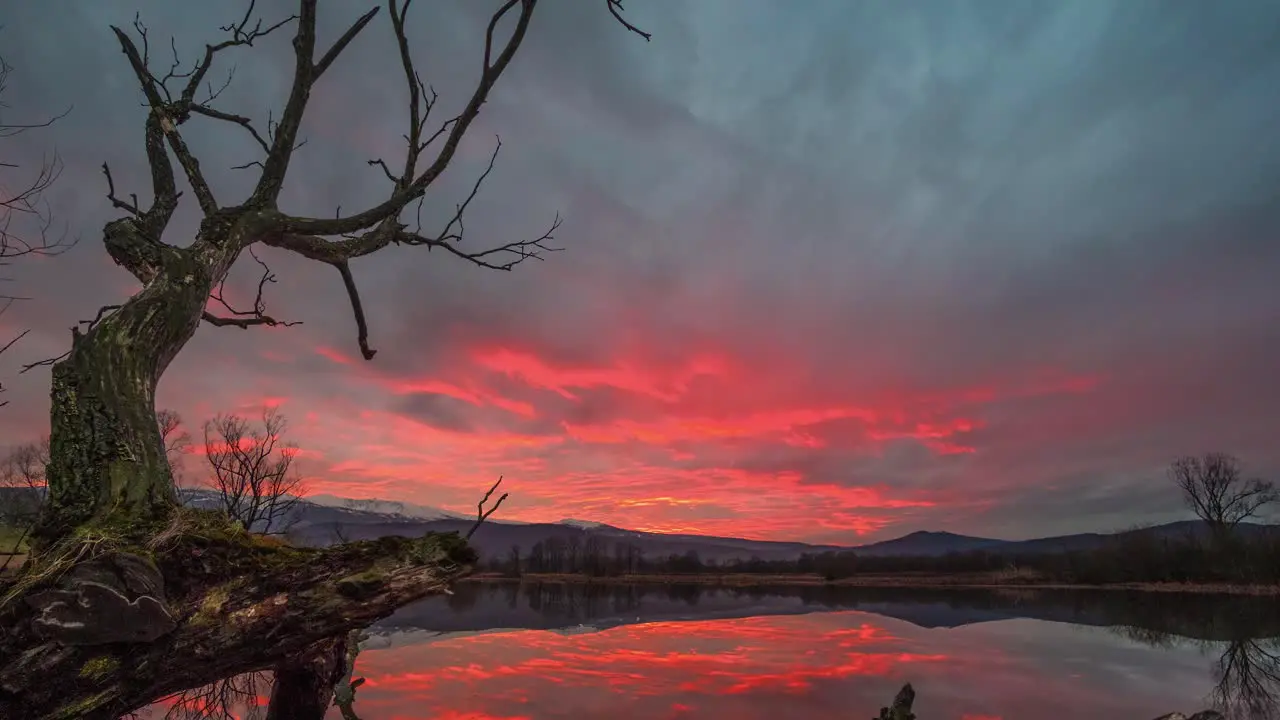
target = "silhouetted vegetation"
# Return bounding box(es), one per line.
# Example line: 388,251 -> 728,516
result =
484,523 -> 1280,588
483,454 -> 1278,589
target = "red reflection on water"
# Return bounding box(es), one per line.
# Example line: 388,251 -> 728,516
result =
339,615 -> 961,719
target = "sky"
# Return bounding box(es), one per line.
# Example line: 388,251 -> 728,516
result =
2,0 -> 1279,544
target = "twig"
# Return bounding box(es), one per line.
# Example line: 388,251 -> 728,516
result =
466,475 -> 508,540
203,247 -> 302,330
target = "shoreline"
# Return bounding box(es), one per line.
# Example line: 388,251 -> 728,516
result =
464,572 -> 1280,596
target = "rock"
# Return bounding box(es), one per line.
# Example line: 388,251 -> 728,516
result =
1152,712 -> 1224,720
24,552 -> 177,645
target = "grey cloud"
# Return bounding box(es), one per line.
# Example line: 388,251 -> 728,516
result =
3,0 -> 1279,539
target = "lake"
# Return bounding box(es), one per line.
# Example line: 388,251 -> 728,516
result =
146,582 -> 1280,719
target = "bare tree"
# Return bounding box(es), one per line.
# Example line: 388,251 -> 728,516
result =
161,671 -> 269,720
157,408 -> 193,494
203,407 -> 305,534
2,2 -> 649,717
1170,453 -> 1278,540
0,46 -> 72,407
1211,638 -> 1280,720
0,437 -> 48,573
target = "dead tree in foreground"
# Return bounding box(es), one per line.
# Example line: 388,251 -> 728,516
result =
0,2 -> 648,718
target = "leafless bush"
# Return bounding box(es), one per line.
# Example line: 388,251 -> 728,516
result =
203,407 -> 305,534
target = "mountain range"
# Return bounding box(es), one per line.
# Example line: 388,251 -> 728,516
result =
3,487 -> 1272,562
237,490 -> 1277,562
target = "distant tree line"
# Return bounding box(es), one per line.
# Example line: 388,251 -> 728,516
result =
488,453 -> 1278,586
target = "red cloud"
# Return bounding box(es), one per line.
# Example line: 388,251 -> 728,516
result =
238,338 -> 1103,542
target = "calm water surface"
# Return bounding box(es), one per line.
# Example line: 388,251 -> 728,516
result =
149,583 -> 1280,719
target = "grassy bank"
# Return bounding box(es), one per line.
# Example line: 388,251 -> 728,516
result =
0,525 -> 28,578
466,571 -> 1280,596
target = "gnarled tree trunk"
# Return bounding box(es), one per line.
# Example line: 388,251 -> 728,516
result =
35,246 -> 212,547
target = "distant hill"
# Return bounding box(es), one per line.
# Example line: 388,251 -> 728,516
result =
847,530 -> 1009,557
2,487 -> 1274,563
275,492 -> 1277,563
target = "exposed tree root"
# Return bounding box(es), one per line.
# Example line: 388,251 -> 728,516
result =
0,509 -> 475,719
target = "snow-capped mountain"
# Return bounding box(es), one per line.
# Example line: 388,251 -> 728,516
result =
557,518 -> 606,529
306,494 -> 468,521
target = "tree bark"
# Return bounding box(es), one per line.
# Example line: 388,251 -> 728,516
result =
266,636 -> 349,720
33,236 -> 214,547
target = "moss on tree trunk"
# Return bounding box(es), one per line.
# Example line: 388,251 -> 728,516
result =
0,514 -> 476,718
34,250 -> 213,549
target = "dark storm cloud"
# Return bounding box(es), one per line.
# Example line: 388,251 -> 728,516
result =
2,0 -> 1278,540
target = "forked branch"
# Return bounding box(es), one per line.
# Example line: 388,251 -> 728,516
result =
466,475 -> 508,540
1,53 -> 74,262
201,247 -> 302,329
253,0 -> 645,360
110,3 -> 300,215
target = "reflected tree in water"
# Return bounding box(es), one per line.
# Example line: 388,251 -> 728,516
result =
1115,624 -> 1280,720
1211,638 -> 1280,720
160,672 -> 269,720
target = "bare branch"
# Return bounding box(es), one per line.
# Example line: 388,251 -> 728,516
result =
110,4 -> 299,217
262,137 -> 558,358
17,304 -> 123,374
466,475 -> 508,540
102,163 -> 142,217
187,103 -> 270,154
202,247 -> 302,330
274,0 -> 540,237
334,260 -> 375,360
1,52 -> 74,260
248,3 -> 380,205
0,326 -> 29,358
605,0 -> 652,41
244,0 -> 649,360
367,158 -> 398,185
111,26 -> 219,215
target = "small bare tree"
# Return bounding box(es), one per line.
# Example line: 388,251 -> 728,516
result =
1170,453 -> 1278,540
203,407 -> 305,534
157,408 -> 193,495
0,436 -> 48,572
